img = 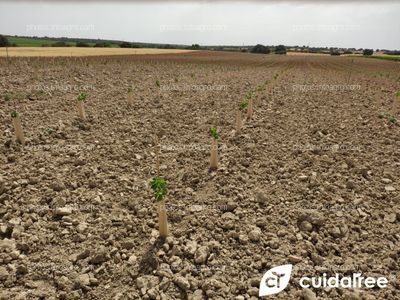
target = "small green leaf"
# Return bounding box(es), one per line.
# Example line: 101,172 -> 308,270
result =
11,111 -> 18,118
46,128 -> 55,134
78,92 -> 87,102
151,177 -> 167,202
239,100 -> 248,111
209,127 -> 220,140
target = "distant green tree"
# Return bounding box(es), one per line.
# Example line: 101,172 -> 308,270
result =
190,44 -> 201,50
52,41 -> 68,47
120,42 -> 132,48
363,49 -> 373,56
76,41 -> 90,47
94,42 -> 111,48
275,45 -> 287,54
0,35 -> 10,47
251,44 -> 270,54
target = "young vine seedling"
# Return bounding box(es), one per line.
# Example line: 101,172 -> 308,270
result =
78,92 -> 87,102
151,177 -> 169,237
236,102 -> 245,133
151,177 -> 167,202
239,100 -> 249,111
209,128 -> 219,169
77,92 -> 87,119
210,127 -> 220,140
10,110 -> 25,145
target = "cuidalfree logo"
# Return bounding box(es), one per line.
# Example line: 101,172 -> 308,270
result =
259,264 -> 389,297
259,264 -> 293,296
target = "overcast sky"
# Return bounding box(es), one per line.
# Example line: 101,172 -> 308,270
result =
0,1 -> 399,49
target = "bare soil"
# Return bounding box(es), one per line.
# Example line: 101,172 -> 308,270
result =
0,52 -> 399,299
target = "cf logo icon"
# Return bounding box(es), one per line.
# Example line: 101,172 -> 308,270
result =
259,264 -> 293,296
266,271 -> 286,288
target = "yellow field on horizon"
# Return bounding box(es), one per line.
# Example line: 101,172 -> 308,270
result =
0,47 -> 195,57
287,52 -> 329,56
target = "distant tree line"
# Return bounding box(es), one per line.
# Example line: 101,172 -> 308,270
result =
76,41 -> 90,47
119,42 -> 141,48
383,50 -> 400,55
0,35 -> 16,47
94,42 -> 111,47
52,41 -> 69,47
250,44 -> 286,55
159,44 -> 174,49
